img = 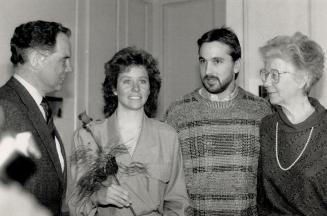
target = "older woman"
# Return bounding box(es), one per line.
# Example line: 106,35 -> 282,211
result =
69,47 -> 190,216
257,32 -> 327,215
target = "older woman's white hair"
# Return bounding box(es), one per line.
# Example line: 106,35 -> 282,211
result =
259,32 -> 325,95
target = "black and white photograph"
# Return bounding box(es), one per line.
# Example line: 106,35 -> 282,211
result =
0,0 -> 326,215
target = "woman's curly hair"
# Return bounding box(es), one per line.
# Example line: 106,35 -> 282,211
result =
102,46 -> 161,118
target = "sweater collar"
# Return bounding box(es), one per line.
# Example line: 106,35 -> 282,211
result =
198,85 -> 239,102
194,86 -> 242,109
276,97 -> 326,131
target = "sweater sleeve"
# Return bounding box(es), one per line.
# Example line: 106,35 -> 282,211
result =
256,146 -> 272,215
163,105 -> 177,129
257,117 -> 274,215
303,157 -> 327,213
313,171 -> 327,209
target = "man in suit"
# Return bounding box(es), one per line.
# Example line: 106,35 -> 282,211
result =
0,20 -> 72,216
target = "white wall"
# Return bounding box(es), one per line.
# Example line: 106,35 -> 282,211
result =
82,0 -> 118,119
310,0 -> 327,106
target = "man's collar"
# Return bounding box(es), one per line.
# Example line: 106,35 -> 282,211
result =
199,86 -> 239,102
13,74 -> 43,105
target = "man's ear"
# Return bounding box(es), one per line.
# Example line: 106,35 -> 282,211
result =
29,50 -> 46,69
233,59 -> 241,74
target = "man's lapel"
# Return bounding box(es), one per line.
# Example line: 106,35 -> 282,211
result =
7,78 -> 64,183
54,128 -> 67,186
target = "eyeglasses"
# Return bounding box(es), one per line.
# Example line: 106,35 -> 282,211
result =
260,68 -> 291,84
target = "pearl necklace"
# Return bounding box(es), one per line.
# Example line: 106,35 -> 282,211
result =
275,122 -> 314,171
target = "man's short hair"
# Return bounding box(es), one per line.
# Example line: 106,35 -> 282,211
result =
10,20 -> 71,66
197,26 -> 241,61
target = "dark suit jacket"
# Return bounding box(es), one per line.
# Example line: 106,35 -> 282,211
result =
0,77 -> 67,216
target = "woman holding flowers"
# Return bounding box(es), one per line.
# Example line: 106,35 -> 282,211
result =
69,47 -> 190,216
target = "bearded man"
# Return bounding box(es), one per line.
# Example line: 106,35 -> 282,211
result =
165,27 -> 272,215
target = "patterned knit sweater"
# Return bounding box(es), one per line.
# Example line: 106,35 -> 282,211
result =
165,87 -> 272,216
257,98 -> 327,215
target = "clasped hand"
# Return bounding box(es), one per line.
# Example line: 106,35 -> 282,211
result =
95,184 -> 131,208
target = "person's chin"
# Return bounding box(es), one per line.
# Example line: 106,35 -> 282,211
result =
204,85 -> 223,94
127,102 -> 145,111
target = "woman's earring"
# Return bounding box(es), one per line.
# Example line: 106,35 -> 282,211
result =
113,91 -> 117,96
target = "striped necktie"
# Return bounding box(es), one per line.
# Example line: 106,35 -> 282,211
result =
40,97 -> 55,138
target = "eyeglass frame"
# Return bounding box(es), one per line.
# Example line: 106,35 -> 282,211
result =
260,68 -> 291,84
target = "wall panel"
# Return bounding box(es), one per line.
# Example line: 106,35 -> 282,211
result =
127,0 -> 148,49
86,0 -> 118,119
310,0 -> 327,107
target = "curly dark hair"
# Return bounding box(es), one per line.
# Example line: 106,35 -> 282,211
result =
103,46 -> 161,118
10,20 -> 71,66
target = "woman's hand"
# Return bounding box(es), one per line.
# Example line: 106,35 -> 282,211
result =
95,184 -> 131,207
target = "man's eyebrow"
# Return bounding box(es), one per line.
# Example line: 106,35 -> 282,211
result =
212,57 -> 224,60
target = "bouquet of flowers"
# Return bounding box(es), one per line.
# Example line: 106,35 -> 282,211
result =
71,111 -> 147,216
